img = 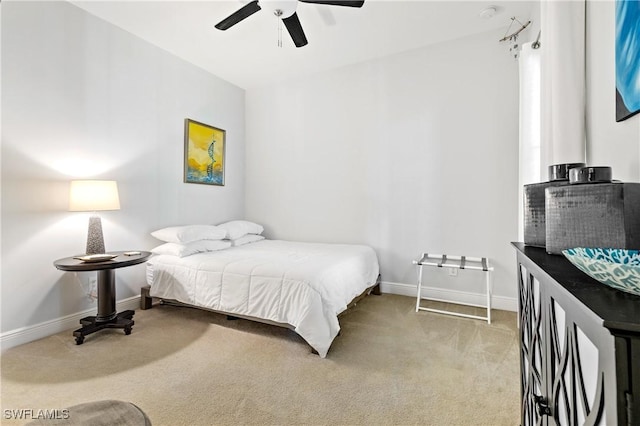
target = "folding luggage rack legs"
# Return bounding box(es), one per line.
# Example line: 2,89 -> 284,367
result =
413,253 -> 493,324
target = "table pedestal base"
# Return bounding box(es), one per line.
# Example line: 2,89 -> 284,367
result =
73,310 -> 135,345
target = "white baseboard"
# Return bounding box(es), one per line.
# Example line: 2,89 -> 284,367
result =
380,280 -> 517,312
0,296 -> 141,352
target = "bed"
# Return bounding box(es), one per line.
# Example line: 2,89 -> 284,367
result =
143,239 -> 380,357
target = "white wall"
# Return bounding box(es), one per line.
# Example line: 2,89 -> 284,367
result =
245,30 -> 521,306
2,0 -> 634,345
1,1 -> 245,335
586,0 -> 640,180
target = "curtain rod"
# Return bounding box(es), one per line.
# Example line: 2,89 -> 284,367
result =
499,17 -> 531,42
532,30 -> 541,49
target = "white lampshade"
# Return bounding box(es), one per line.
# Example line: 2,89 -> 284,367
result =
69,180 -> 121,212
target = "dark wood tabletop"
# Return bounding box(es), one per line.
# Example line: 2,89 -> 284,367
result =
53,251 -> 151,272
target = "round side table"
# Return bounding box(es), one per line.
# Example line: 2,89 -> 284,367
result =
54,251 -> 151,344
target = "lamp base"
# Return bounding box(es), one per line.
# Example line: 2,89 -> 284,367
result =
86,215 -> 106,255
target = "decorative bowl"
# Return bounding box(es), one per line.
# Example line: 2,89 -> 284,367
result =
73,254 -> 118,263
562,248 -> 640,297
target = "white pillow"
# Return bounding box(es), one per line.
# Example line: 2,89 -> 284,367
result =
151,225 -> 227,243
217,220 -> 264,240
231,234 -> 265,247
151,240 -> 231,257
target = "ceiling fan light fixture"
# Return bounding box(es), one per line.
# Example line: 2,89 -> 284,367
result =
479,6 -> 498,19
259,0 -> 298,18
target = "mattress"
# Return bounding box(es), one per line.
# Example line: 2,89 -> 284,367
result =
146,239 -> 380,357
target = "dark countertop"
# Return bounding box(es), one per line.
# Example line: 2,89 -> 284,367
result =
54,251 -> 151,272
512,242 -> 640,335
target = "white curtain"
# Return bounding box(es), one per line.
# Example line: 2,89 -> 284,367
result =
540,0 -> 587,174
518,1 -> 587,239
518,42 -> 542,241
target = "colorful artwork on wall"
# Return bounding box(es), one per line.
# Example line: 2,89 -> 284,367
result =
616,0 -> 640,122
184,119 -> 226,186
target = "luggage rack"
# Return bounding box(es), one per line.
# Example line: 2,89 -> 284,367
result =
413,253 -> 493,324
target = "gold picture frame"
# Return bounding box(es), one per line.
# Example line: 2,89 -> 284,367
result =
184,118 -> 226,186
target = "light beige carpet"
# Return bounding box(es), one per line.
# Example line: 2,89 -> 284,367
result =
1,294 -> 520,425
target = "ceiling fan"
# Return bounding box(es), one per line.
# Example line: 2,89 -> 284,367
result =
215,0 -> 365,48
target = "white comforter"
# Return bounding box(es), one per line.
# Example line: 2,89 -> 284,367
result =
146,240 -> 380,357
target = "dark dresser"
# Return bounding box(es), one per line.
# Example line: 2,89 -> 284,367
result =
513,243 -> 640,426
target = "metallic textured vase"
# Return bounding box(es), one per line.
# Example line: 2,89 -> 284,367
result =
545,183 -> 640,254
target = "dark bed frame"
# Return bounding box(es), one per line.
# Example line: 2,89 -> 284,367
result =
140,274 -> 382,354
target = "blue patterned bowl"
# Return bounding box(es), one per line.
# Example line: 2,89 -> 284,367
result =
562,248 -> 640,297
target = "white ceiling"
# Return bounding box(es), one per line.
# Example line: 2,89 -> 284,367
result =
70,0 -> 536,89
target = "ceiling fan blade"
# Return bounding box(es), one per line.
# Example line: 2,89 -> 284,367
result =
215,0 -> 262,30
299,0 -> 364,7
282,12 -> 308,47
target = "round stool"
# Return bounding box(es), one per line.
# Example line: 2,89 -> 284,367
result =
25,400 -> 151,425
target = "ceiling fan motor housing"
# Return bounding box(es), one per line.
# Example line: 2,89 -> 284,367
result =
259,0 -> 298,18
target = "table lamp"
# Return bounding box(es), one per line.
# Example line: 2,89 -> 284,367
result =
69,180 -> 121,255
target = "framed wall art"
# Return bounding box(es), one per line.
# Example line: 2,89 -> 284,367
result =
615,0 -> 640,122
184,118 -> 226,186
